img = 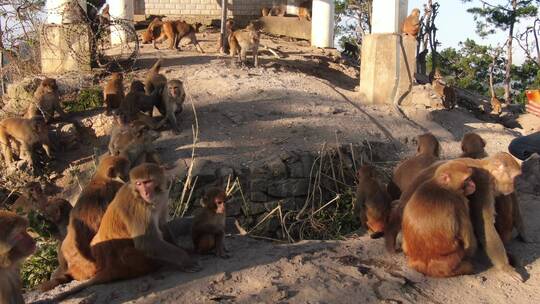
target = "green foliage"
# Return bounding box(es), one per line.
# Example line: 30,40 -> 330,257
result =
463,0 -> 538,37
20,238 -> 58,290
65,86 -> 103,112
512,59 -> 540,104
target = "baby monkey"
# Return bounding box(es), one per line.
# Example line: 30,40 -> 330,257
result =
192,188 -> 230,258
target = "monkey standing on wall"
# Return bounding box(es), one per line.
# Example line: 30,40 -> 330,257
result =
402,8 -> 420,37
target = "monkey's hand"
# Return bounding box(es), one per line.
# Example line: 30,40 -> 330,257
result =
499,264 -> 524,282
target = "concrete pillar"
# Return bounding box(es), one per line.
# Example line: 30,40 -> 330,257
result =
311,0 -> 334,48
46,0 -> 87,24
107,0 -> 135,45
358,0 -> 416,105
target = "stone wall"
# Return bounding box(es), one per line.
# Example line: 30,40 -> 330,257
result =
139,0 -> 286,24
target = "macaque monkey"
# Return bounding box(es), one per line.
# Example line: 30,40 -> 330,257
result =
261,7 -> 270,16
0,117 -> 52,170
229,23 -> 260,67
402,8 -> 420,37
491,95 -> 503,115
144,59 -> 166,95
154,20 -> 204,53
141,17 -> 163,48
44,155 -> 130,290
298,1 -> 312,21
402,160 -> 477,277
354,165 -> 391,239
47,163 -> 201,302
98,3 -> 110,26
218,19 -> 235,54
432,72 -> 457,109
10,182 -> 44,214
157,79 -> 186,133
0,211 -> 36,304
270,5 -> 286,16
61,0 -> 87,24
387,133 -> 440,200
103,72 -> 124,115
119,80 -> 162,125
192,188 -> 230,258
25,78 -> 67,123
386,153 -> 523,281
108,121 -> 161,166
460,132 -> 487,159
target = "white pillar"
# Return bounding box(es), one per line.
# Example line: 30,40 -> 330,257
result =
311,0 -> 334,48
372,0 -> 408,34
107,0 -> 135,45
46,0 -> 87,25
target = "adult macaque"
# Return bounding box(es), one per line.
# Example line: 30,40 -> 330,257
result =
157,79 -> 186,133
270,5 -> 286,16
154,20 -> 204,52
218,19 -> 235,54
402,161 -> 477,277
192,188 -> 230,258
119,80 -> 161,122
25,77 -> 67,123
61,0 -> 87,24
354,165 -> 391,239
229,23 -> 260,67
48,163 -> 201,302
108,120 -> 161,166
141,17 -> 163,48
432,72 -> 457,109
402,8 -> 420,37
387,133 -> 440,200
41,155 -> 130,291
0,211 -> 36,304
261,7 -> 270,16
103,72 -> 125,115
0,117 -> 52,170
144,59 -> 166,95
460,132 -> 487,159
491,95 -> 503,115
298,1 -> 312,21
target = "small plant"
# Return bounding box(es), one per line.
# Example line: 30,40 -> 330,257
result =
20,237 -> 58,290
65,86 -> 103,112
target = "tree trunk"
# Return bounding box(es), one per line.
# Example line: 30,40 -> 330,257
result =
504,0 -> 517,103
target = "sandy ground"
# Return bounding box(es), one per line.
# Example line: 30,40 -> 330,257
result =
24,30 -> 540,303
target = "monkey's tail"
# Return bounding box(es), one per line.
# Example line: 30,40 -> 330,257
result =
259,44 -> 282,58
150,59 -> 162,74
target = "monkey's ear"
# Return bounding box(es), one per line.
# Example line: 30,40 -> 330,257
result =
199,197 -> 207,208
107,167 -> 117,179
437,173 -> 451,185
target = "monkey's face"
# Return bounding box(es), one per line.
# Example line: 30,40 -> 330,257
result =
42,79 -> 58,93
141,31 -> 152,44
462,176 -> 476,196
0,212 -> 36,263
168,81 -> 183,98
135,178 -> 158,202
214,195 -> 226,214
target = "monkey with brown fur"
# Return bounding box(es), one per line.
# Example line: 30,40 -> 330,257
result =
432,72 -> 457,109
144,59 -> 166,95
355,165 -> 391,239
119,80 -> 164,129
386,153 -> 523,281
47,163 -> 202,302
103,72 -> 125,115
461,132 -> 487,159
402,160 -> 477,277
157,79 -> 186,133
387,133 -> 440,200
25,78 -> 67,123
459,133 -> 528,244
298,1 -> 312,21
0,117 -> 52,170
141,17 -> 163,48
192,188 -> 230,258
154,20 -> 204,53
270,5 -> 286,16
261,7 -> 270,16
402,8 -> 420,37
0,211 -> 36,304
108,120 -> 161,166
218,19 -> 235,54
229,23 -> 260,67
40,155 -> 130,291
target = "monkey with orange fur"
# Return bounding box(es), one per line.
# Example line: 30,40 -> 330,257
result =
0,211 -> 36,304
103,72 -> 125,115
402,160 -> 477,277
40,155 -> 130,291
192,188 -> 230,258
355,165 -> 391,239
402,8 -> 420,37
47,163 -> 201,302
25,78 -> 67,123
461,132 -> 487,159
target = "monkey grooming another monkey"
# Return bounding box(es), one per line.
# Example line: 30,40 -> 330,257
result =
229,23 -> 260,67
48,163 -> 201,302
402,160 -> 477,277
103,72 -> 125,115
0,211 -> 36,304
402,8 -> 420,37
0,117 -> 52,170
25,77 -> 67,123
192,188 -> 230,258
354,165 -> 391,239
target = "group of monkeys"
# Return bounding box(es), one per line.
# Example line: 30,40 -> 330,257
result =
356,132 -> 526,280
0,58 -> 233,302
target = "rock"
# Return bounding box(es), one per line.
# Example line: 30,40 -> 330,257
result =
248,201 -> 268,215
265,156 -> 288,178
191,159 -> 218,183
216,167 -> 235,179
267,179 -> 309,197
517,154 -> 540,195
4,77 -> 40,115
250,191 -> 268,202
227,198 -> 244,216
254,211 -> 281,236
288,161 -> 305,178
250,179 -> 268,192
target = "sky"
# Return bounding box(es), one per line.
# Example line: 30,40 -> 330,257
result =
407,0 -> 539,64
